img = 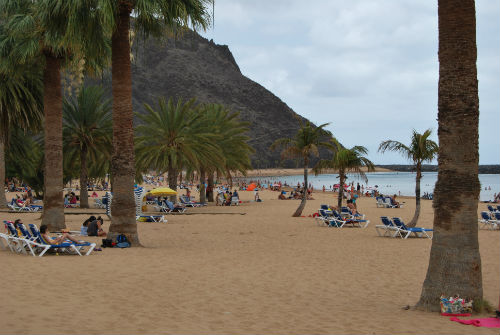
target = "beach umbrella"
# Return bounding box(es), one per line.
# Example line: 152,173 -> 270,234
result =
147,187 -> 177,196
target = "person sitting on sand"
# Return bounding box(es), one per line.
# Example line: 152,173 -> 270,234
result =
40,224 -> 84,245
278,193 -> 286,200
87,216 -> 107,237
391,194 -> 400,208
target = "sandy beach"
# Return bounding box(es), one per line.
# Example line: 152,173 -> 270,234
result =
1,189 -> 498,334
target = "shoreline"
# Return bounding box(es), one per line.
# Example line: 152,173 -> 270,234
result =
237,167 -> 394,178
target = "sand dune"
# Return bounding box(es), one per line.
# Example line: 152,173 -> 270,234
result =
0,189 -> 498,334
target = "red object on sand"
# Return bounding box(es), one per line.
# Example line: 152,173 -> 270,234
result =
441,313 -> 471,317
450,317 -> 500,328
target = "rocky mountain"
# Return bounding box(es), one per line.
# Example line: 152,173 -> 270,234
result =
94,30 -> 310,168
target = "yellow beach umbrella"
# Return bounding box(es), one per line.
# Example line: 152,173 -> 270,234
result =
147,187 -> 177,196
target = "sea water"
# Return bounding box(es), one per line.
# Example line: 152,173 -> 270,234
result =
242,172 -> 500,201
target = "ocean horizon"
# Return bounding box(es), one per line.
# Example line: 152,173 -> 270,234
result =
241,171 -> 499,202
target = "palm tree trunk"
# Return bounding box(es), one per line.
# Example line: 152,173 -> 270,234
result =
41,54 -> 65,230
337,173 -> 345,209
417,0 -> 482,311
79,145 -> 89,208
168,161 -> 177,203
293,159 -> 308,217
0,138 -> 8,208
207,172 -> 214,202
407,166 -> 422,227
108,4 -> 140,246
199,168 -> 206,203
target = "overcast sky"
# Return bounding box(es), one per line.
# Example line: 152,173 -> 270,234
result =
201,0 -> 499,165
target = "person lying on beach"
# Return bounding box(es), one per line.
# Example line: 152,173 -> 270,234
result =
278,193 -> 286,200
40,224 -> 83,244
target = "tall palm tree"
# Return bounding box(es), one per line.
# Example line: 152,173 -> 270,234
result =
271,120 -> 332,217
97,0 -> 211,245
0,68 -> 43,208
416,0 -> 482,311
63,86 -> 112,208
198,104 -> 253,201
0,0 -> 108,229
314,141 -> 375,209
135,97 -> 222,201
378,129 -> 438,227
6,128 -> 44,198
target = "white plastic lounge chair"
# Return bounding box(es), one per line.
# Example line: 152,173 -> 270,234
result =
375,216 -> 400,237
333,210 -> 369,228
28,223 -> 96,257
479,211 -> 499,230
231,196 -> 240,206
391,217 -> 432,239
375,197 -> 387,208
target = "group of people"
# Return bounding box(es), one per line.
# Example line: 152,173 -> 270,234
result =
216,190 -> 239,206
81,216 -> 107,236
64,192 -> 79,206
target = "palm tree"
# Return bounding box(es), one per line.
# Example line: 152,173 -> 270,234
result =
314,141 -> 375,209
378,129 -> 438,227
0,68 -> 43,208
0,0 -> 109,229
271,120 -> 332,217
63,86 -> 112,208
96,0 -> 211,245
135,97 -> 222,202
416,0 -> 482,311
6,128 -> 44,198
198,104 -> 254,201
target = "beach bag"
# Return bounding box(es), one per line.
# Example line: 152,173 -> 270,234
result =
116,234 -> 130,248
440,295 -> 473,315
101,238 -> 113,248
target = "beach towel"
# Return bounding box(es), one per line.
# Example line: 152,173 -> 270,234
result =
450,317 -> 500,328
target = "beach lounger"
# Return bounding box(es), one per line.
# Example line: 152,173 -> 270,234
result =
383,197 -> 398,208
315,209 -> 333,226
180,196 -> 205,207
340,206 -> 366,220
4,221 -> 31,254
332,210 -> 369,228
28,223 -> 96,257
479,211 -> 499,230
391,217 -> 432,239
231,196 -> 240,206
375,216 -> 400,237
376,197 -> 387,208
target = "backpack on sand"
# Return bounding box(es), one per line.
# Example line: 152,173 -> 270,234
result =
116,234 -> 130,248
